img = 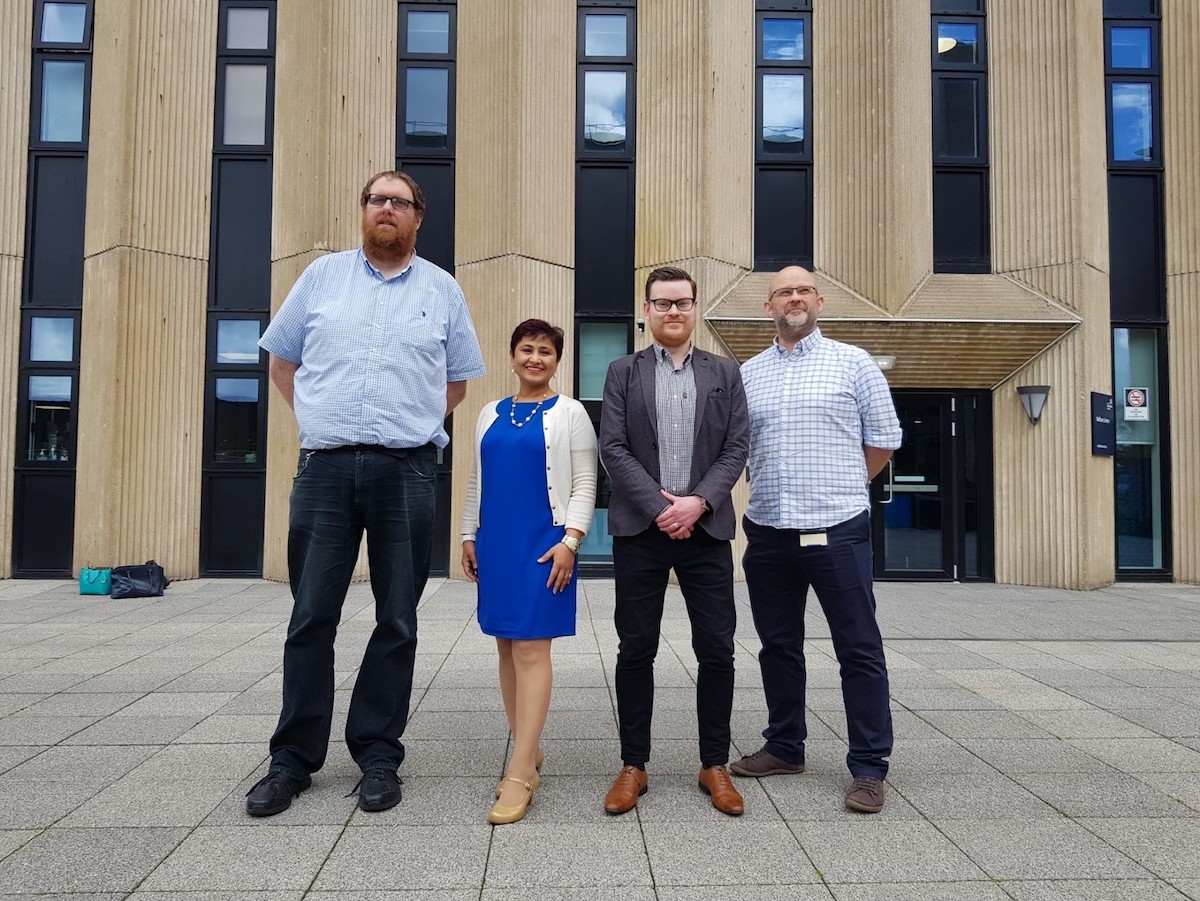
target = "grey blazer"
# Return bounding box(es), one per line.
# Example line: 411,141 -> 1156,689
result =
599,346 -> 749,541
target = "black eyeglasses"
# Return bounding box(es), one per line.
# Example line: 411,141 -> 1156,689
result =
365,194 -> 417,211
649,297 -> 696,312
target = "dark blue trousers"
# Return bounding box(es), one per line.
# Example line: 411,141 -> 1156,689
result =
268,445 -> 436,778
742,511 -> 892,779
613,527 -> 736,769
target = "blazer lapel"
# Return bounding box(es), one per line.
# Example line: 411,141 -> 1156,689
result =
636,349 -> 659,444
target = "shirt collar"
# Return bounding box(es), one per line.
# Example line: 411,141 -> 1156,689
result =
772,327 -> 823,357
359,247 -> 416,281
652,342 -> 693,367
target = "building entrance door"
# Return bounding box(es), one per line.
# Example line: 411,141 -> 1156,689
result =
871,391 -> 993,581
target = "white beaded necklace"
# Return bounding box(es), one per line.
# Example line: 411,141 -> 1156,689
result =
509,393 -> 550,428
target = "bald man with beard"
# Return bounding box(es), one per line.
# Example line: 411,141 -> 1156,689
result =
247,171 -> 486,817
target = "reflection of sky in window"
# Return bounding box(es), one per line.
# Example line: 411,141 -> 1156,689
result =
31,318 -> 74,362
937,23 -> 979,64
217,320 -> 261,364
407,11 -> 449,54
30,375 -> 72,402
763,74 -> 804,144
226,8 -> 269,50
224,64 -> 267,145
1111,83 -> 1153,161
584,70 -> 627,145
762,18 -> 804,61
42,2 -> 87,42
585,15 -> 627,57
1110,27 -> 1151,69
41,60 -> 85,142
578,322 -> 628,400
407,68 -> 448,136
216,378 -> 259,403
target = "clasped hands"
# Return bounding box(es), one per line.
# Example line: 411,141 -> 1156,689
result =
655,490 -> 706,540
462,539 -> 577,594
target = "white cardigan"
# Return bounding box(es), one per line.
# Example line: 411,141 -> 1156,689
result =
460,394 -> 598,543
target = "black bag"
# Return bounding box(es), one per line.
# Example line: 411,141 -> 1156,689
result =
110,560 -> 170,599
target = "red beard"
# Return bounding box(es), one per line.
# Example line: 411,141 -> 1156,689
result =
362,219 -> 416,259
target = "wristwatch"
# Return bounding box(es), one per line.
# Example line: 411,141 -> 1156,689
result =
696,496 -> 711,513
561,535 -> 582,555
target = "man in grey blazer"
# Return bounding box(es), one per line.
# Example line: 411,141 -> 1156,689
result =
598,266 -> 750,817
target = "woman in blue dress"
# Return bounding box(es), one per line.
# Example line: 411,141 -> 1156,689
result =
460,319 -> 597,824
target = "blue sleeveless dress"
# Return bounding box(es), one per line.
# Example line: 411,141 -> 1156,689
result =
476,396 -> 577,639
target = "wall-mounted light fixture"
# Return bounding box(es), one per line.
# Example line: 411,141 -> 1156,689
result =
1016,384 -> 1051,425
873,355 -> 896,372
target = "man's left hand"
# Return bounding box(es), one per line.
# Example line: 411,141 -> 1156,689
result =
655,490 -> 705,540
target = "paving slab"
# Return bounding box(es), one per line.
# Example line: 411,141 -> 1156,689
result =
311,825 -> 491,891
0,826 -> 186,893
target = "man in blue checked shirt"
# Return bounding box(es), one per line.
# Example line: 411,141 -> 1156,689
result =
730,265 -> 902,814
246,171 -> 486,818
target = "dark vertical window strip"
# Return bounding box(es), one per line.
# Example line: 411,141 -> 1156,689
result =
931,1 -> 990,273
14,0 -> 95,575
200,0 -> 276,576
754,0 -> 812,271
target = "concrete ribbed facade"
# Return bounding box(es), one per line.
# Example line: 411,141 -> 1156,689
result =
2,0 -> 1197,589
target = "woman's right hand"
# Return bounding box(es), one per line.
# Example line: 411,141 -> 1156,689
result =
461,541 -> 479,583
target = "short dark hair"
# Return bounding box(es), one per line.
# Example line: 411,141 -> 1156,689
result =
645,266 -> 697,301
360,170 -> 426,212
510,319 -> 565,360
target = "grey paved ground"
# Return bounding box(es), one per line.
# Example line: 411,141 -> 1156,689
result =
1,576 -> 1199,899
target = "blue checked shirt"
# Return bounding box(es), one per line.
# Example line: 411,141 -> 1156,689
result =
741,328 -> 902,530
653,343 -> 697,495
259,249 -> 486,449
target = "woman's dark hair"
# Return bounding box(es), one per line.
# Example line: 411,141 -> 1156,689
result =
510,319 -> 565,359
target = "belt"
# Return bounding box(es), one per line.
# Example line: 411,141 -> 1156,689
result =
308,443 -> 433,457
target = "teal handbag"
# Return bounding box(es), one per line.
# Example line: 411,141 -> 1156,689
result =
79,567 -> 112,596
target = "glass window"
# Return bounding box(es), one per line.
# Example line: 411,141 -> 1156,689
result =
405,67 -> 449,145
936,22 -> 979,64
1111,82 -> 1153,161
30,318 -> 75,362
41,2 -> 88,43
226,7 -> 270,50
1110,26 -> 1152,69
216,320 -> 261,364
578,322 -> 628,401
762,73 -> 804,149
762,18 -> 805,61
585,15 -> 627,57
937,78 -> 981,157
1113,328 -> 1164,569
223,63 -> 268,145
40,60 -> 86,142
214,378 -> 260,463
407,10 -> 450,54
27,375 -> 72,462
583,70 -> 627,150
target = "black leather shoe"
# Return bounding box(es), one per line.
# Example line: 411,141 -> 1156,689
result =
353,769 -> 403,812
245,771 -> 311,817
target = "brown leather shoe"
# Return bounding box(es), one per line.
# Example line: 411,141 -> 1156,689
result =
698,765 -> 744,816
604,765 -> 648,814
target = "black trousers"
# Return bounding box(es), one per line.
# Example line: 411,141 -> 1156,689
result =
742,511 -> 892,780
612,526 -> 736,769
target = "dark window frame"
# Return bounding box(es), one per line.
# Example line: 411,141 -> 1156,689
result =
1104,75 -> 1161,168
206,312 -> 268,366
29,51 -> 92,149
400,1 -> 457,60
755,65 -> 812,161
16,366 -> 77,468
32,0 -> 94,50
577,63 -> 636,159
577,6 -> 635,62
216,0 -> 276,55
756,10 -> 810,65
931,72 -> 989,164
397,62 -> 457,156
22,310 -> 80,368
213,57 -> 276,153
1104,19 -> 1158,72
203,370 -> 268,470
1103,0 -> 1159,17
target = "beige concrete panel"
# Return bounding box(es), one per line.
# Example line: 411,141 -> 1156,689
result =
86,1 -> 217,259
457,0 -> 574,268
1164,3 -> 1200,583
993,280 -> 1114,589
637,1 -> 752,270
990,0 -> 1108,286
1164,0 -> 1199,280
816,1 -> 930,310
1168,274 -> 1200,583
449,256 -> 575,579
75,250 -> 206,576
0,6 -> 31,257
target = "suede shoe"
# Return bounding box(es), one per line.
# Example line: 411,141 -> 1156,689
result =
728,748 -> 805,777
844,776 -> 885,813
603,765 -> 648,814
698,765 -> 744,816
353,769 -> 403,812
245,771 -> 311,817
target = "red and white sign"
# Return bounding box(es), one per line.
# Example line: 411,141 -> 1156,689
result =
1124,387 -> 1150,421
